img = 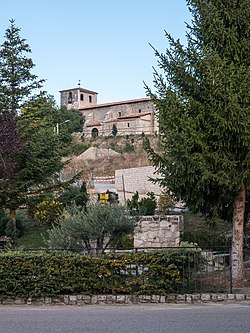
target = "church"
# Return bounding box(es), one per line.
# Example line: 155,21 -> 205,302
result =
59,86 -> 158,137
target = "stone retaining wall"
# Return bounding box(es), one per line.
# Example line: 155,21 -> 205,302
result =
1,293 -> 250,306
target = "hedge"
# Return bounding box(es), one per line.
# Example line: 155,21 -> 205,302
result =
0,249 -> 204,298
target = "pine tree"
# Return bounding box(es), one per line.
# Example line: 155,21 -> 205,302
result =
0,19 -> 44,114
145,0 -> 250,284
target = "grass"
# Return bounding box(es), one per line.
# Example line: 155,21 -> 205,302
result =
14,221 -> 50,249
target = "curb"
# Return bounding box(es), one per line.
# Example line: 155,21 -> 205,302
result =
1,293 -> 250,306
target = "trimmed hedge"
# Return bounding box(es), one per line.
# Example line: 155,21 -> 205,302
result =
0,249 -> 203,298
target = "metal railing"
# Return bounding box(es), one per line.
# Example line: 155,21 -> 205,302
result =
1,245 -> 232,294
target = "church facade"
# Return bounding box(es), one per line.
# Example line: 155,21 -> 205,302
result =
60,87 -> 158,137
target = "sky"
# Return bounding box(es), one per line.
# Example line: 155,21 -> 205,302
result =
0,0 -> 191,106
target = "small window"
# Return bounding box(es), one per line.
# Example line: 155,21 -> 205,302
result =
138,109 -> 141,113
68,92 -> 72,103
118,112 -> 121,117
89,95 -> 92,103
80,93 -> 84,101
127,123 -> 130,127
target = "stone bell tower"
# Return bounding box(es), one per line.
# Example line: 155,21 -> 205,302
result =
59,82 -> 98,110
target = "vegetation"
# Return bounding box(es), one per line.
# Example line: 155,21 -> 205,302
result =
0,20 -> 83,237
46,204 -> 134,251
145,0 -> 250,284
0,248 -> 204,297
0,19 -> 44,113
127,191 -> 157,216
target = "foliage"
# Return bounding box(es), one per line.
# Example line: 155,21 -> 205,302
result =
46,204 -> 134,251
123,142 -> 134,153
145,0 -> 250,282
157,190 -> 174,214
145,0 -> 250,221
0,248 -> 205,297
34,199 -> 63,225
0,113 -> 23,179
0,21 -> 83,236
0,212 -> 25,238
127,191 -> 157,216
0,19 -> 44,114
58,183 -> 88,210
112,124 -> 118,136
182,231 -> 231,248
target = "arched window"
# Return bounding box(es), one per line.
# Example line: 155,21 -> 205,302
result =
92,128 -> 98,138
80,93 -> 84,101
89,95 -> 92,103
68,92 -> 72,103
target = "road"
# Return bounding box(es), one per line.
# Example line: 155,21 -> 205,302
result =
0,303 -> 249,333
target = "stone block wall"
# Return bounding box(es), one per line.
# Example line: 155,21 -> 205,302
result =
134,215 -> 184,248
115,166 -> 162,204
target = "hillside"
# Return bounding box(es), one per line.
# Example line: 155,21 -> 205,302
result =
63,135 -> 158,180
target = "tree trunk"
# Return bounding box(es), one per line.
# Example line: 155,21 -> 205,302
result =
9,208 -> 17,238
231,185 -> 246,285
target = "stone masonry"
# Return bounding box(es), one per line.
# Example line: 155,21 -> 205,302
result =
134,215 -> 184,248
115,166 -> 162,204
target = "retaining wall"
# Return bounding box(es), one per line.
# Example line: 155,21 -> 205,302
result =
1,293 -> 250,306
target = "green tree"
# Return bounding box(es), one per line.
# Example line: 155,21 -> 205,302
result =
59,183 -> 88,210
0,19 -> 44,114
112,124 -> 118,136
145,0 -> 250,284
127,191 -> 157,216
47,204 -> 134,252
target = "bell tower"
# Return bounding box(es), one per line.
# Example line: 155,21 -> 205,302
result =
59,84 -> 98,110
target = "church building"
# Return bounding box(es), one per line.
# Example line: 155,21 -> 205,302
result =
60,86 -> 158,137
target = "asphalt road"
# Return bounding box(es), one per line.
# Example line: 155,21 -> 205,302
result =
0,303 -> 249,333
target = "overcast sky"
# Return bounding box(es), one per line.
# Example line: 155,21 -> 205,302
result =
0,0 -> 191,106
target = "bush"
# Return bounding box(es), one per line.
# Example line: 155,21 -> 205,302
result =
46,204 -> 134,251
59,183 -> 88,210
0,213 -> 25,238
182,231 -> 231,248
127,192 -> 157,216
0,248 -> 204,298
34,199 -> 63,225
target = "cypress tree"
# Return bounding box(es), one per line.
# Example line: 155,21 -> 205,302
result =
0,19 -> 44,114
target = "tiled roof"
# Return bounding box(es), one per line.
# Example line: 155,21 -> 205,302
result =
79,98 -> 152,110
59,87 -> 98,94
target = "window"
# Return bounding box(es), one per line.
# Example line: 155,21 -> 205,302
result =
118,112 -> 121,117
89,95 -> 92,103
80,93 -> 84,101
68,92 -> 72,103
127,123 -> 130,127
139,109 -> 141,113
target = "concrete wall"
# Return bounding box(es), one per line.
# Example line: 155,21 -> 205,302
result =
115,166 -> 162,204
134,215 -> 184,248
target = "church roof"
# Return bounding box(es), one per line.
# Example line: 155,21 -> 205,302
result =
79,98 -> 152,110
59,87 -> 98,94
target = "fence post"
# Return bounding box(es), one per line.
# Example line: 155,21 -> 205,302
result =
229,247 -> 233,293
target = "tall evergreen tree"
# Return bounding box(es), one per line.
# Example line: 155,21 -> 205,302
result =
0,19 -> 44,114
145,0 -> 250,284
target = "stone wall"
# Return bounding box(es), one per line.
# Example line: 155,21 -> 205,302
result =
81,99 -> 157,137
115,166 -> 162,204
1,293 -> 249,306
134,215 -> 184,248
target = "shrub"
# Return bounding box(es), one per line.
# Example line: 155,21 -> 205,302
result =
127,192 -> 157,216
0,212 -> 25,238
34,199 -> 63,225
46,204 -> 135,251
0,248 -> 204,298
